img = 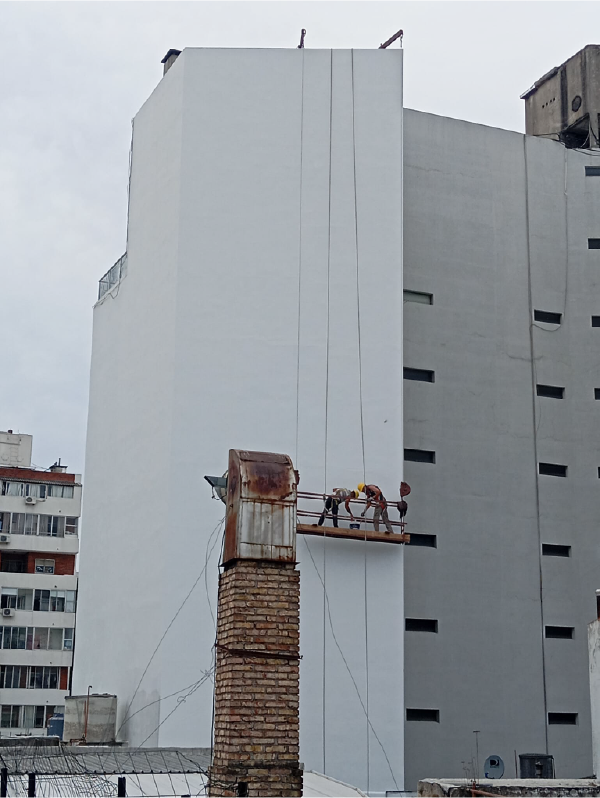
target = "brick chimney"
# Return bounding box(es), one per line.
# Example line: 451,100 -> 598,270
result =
209,450 -> 302,798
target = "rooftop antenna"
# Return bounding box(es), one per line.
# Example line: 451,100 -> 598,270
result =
379,29 -> 403,49
297,29 -> 306,49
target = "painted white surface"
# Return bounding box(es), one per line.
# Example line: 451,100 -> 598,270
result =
77,48 -> 403,794
0,432 -> 32,467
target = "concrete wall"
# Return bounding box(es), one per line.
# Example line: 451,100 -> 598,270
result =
76,48 -> 404,795
589,618 -> 600,777
403,109 -> 600,788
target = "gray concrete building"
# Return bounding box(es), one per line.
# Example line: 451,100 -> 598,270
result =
403,106 -> 600,788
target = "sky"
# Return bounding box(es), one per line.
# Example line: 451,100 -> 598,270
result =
1,0 -> 599,474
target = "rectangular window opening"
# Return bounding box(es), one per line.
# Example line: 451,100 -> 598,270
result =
407,533 -> 437,548
586,166 -> 600,176
405,618 -> 438,633
548,712 -> 578,725
545,626 -> 574,639
404,368 -> 435,383
588,239 -> 600,249
542,544 -> 571,557
592,316 -> 600,327
534,310 -> 562,325
595,389 -> 600,400
539,463 -> 567,477
406,708 -> 439,722
404,290 -> 433,305
405,449 -> 436,464
536,384 -> 565,399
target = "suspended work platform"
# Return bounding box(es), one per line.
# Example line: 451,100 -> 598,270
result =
297,523 -> 410,544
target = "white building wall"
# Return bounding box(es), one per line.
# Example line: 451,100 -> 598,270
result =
77,48 -> 403,794
589,617 -> 600,777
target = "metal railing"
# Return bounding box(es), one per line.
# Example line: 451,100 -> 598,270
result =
297,490 -> 407,532
98,253 -> 127,300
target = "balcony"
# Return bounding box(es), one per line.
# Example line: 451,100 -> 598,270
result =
0,534 -> 78,556
98,253 -> 127,300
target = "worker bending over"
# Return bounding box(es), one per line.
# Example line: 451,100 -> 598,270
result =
358,482 -> 394,534
318,488 -> 359,528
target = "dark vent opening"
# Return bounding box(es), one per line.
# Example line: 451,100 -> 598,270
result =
406,708 -> 439,722
407,533 -> 437,548
586,166 -> 600,176
405,618 -> 438,633
595,389 -> 600,400
548,712 -> 578,725
534,310 -> 562,324
536,384 -> 565,399
542,544 -> 571,557
404,290 -> 433,305
588,239 -> 600,249
539,463 -> 567,477
545,626 -> 574,639
592,316 -> 600,327
404,368 -> 435,383
405,449 -> 436,464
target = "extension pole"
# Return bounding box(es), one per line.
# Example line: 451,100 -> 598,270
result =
28,773 -> 35,797
1,767 -> 7,798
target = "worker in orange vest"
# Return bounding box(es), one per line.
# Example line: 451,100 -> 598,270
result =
357,483 -> 394,534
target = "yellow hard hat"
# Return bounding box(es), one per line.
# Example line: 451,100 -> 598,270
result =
357,482 -> 366,493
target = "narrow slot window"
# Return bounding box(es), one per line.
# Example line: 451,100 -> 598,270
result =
592,316 -> 600,327
534,310 -> 562,324
542,544 -> 571,557
404,290 -> 433,305
406,708 -> 439,722
595,389 -> 600,400
539,463 -> 567,477
407,533 -> 437,548
405,449 -> 436,464
588,239 -> 600,249
585,166 -> 600,176
536,384 -> 564,399
545,626 -> 574,639
405,618 -> 438,633
404,368 -> 435,383
548,712 -> 578,725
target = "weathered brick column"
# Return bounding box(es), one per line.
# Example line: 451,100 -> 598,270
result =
209,560 -> 302,797
208,449 -> 302,798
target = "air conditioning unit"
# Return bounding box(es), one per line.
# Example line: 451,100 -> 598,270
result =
25,496 -> 37,505
2,608 -> 15,618
0,534 -> 10,544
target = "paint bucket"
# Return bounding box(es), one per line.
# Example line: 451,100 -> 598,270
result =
349,523 -> 360,530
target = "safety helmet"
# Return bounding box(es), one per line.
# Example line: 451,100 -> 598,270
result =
357,482 -> 366,493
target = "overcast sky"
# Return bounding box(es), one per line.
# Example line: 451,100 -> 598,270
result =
1,0 -> 598,473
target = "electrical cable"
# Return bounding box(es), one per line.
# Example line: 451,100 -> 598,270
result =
117,518 -> 225,738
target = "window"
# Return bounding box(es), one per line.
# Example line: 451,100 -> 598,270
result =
48,485 -> 74,499
404,290 -> 433,305
1,589 -> 32,611
0,482 -> 47,498
542,544 -> 571,557
63,628 -> 74,650
25,484 -> 46,499
33,590 -> 50,612
588,239 -> 600,249
586,166 -> 600,176
595,389 -> 600,400
405,618 -> 438,633
407,533 -> 437,548
539,463 -> 567,477
0,666 -> 26,689
24,514 -> 38,535
38,516 -> 65,538
0,706 -> 21,728
534,310 -> 562,324
536,384 -> 564,399
404,368 -> 435,383
35,559 -> 55,574
592,317 -> 600,327
548,712 -> 578,725
28,666 -> 59,690
0,626 -> 73,651
0,553 -> 28,573
405,449 -> 436,464
406,708 -> 439,722
545,626 -> 574,639
65,517 -> 78,535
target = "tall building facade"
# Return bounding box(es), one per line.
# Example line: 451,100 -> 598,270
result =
403,108 -> 600,787
0,431 -> 80,736
76,48 -> 404,795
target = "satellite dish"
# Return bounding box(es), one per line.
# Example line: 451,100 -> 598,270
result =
484,755 -> 504,779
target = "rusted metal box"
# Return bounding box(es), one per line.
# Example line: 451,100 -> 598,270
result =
223,450 -> 297,565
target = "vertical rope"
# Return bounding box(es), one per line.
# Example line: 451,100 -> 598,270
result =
321,48 -> 334,775
295,51 -> 305,465
350,49 -> 370,794
523,135 -> 549,754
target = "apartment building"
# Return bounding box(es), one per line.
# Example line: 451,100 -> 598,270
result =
0,431 -> 80,736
